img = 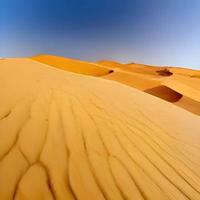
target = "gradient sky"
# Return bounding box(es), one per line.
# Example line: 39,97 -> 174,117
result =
0,0 -> 200,69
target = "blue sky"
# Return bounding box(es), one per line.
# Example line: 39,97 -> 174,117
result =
0,0 -> 200,69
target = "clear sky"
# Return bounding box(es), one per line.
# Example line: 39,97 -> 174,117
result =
0,0 -> 200,69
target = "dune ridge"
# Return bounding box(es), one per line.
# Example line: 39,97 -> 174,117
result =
98,60 -> 200,115
0,58 -> 200,199
31,55 -> 200,115
175,96 -> 200,116
32,55 -> 112,76
103,70 -> 160,90
145,86 -> 183,103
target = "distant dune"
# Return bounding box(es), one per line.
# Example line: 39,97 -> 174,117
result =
30,56 -> 200,115
175,96 -> 200,116
103,70 -> 160,90
99,60 -> 200,77
32,55 -> 112,76
31,56 -> 200,115
99,60 -> 200,115
97,60 -> 123,68
0,57 -> 200,200
145,85 -> 183,102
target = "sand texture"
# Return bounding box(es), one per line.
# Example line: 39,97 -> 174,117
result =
0,57 -> 200,200
32,55 -> 112,76
99,61 -> 200,115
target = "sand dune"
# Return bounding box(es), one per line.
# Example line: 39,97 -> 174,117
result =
145,85 -> 182,102
32,55 -> 112,76
103,70 -> 160,90
98,61 -> 164,77
1,58 -> 200,200
97,60 -> 123,68
99,60 -> 200,115
169,67 -> 200,78
99,60 -> 200,79
144,81 -> 200,115
105,61 -> 200,78
31,56 -> 200,115
163,80 -> 200,103
145,85 -> 200,115
175,96 -> 200,116
164,74 -> 200,92
120,63 -> 167,76
31,55 -> 200,115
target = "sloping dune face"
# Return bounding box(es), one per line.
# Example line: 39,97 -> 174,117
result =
97,60 -> 167,76
103,70 -> 160,90
31,55 -> 200,115
100,60 -> 200,115
145,86 -> 183,102
121,63 -> 167,76
170,67 -> 200,77
97,60 -> 123,68
1,58 -> 200,200
175,96 -> 200,116
32,55 -> 111,76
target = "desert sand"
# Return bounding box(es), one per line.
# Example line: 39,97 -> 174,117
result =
0,57 -> 200,200
97,60 -> 200,115
32,55 -> 112,76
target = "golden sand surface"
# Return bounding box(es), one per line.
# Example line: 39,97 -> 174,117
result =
103,70 -> 160,90
32,55 -> 112,76
97,60 -> 122,68
31,55 -> 200,113
0,57 -> 200,200
99,60 -> 200,115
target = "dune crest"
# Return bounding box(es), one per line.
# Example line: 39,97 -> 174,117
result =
98,60 -> 200,115
31,55 -> 200,115
145,85 -> 182,102
0,58 -> 200,199
32,55 -> 112,76
97,60 -> 123,68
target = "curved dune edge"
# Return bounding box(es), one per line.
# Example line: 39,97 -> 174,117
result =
144,85 -> 200,115
144,85 -> 183,103
31,55 -> 200,115
144,83 -> 200,115
119,63 -> 168,76
103,70 -> 160,90
99,60 -> 200,115
103,70 -> 200,115
1,58 -> 200,200
98,60 -> 171,77
163,80 -> 200,103
98,60 -> 200,78
145,85 -> 200,115
31,55 -> 112,76
97,60 -> 123,68
175,96 -> 200,116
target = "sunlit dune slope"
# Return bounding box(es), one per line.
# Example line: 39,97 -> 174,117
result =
144,77 -> 200,113
32,54 -> 112,76
1,58 -> 200,200
100,60 -> 200,115
163,80 -> 200,103
170,67 -> 200,77
31,56 -> 200,115
175,96 -> 200,116
103,68 -> 200,115
99,60 -> 200,78
164,74 -> 200,92
122,63 -> 200,77
97,60 -> 122,68
120,63 -> 166,76
98,60 -> 169,76
103,70 -> 160,90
